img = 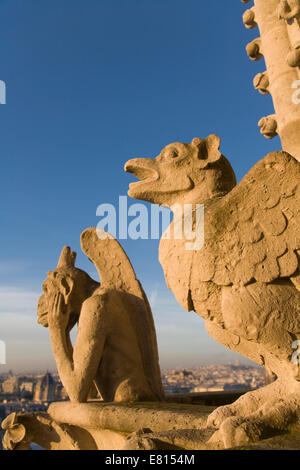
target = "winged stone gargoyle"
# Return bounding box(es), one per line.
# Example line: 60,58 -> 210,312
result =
37,227 -> 164,404
125,134 -> 300,447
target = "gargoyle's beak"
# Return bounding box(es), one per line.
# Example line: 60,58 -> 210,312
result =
124,158 -> 159,190
125,154 -> 194,204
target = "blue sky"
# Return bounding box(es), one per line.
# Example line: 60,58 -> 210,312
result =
0,0 -> 280,373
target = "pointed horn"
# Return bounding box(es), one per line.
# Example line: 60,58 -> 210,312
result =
57,246 -> 72,268
70,251 -> 77,267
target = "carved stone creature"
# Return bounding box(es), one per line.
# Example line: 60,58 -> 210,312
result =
125,134 -> 300,447
37,228 -> 164,404
1,412 -> 86,450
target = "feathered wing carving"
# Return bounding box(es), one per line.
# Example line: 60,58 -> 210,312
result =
194,151 -> 300,289
80,227 -> 142,296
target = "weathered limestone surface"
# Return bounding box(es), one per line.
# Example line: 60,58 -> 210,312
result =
3,400 -> 300,450
47,401 -> 214,434
125,134 -> 300,447
1,401 -> 216,450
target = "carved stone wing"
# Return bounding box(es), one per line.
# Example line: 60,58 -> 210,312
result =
80,227 -> 143,297
194,151 -> 300,288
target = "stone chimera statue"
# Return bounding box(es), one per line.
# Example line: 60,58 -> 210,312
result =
125,134 -> 300,447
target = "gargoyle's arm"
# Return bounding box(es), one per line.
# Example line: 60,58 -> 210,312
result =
49,295 -> 106,402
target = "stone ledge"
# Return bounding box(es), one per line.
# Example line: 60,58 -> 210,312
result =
48,400 -> 215,434
4,402 -> 300,450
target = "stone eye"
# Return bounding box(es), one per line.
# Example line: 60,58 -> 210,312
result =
166,148 -> 179,159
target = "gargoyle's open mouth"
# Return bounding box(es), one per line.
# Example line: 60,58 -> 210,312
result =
124,158 -> 159,189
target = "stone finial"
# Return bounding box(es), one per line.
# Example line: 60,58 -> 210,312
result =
253,72 -> 270,95
258,115 -> 278,139
241,0 -> 300,160
243,8 -> 257,29
246,38 -> 263,61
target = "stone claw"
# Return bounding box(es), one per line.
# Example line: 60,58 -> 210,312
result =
207,404 -> 237,429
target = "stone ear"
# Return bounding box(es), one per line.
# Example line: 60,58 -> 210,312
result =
191,137 -> 203,148
192,134 -> 222,166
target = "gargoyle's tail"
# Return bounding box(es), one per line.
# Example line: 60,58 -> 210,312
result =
80,227 -> 164,400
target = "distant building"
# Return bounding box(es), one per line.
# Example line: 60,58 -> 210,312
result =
20,381 -> 34,400
161,364 -> 265,395
192,386 -> 224,393
2,377 -> 19,395
20,382 -> 34,393
55,382 -> 68,401
33,373 -> 56,403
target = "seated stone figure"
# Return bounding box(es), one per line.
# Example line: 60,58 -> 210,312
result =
37,227 -> 164,403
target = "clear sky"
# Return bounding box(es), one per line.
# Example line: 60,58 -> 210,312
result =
0,0 -> 280,373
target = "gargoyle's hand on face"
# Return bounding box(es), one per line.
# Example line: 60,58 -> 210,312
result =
48,291 -> 69,331
37,293 -> 50,328
38,246 -> 80,330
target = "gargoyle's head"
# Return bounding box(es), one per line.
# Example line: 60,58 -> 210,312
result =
37,246 -> 98,328
125,135 -> 236,206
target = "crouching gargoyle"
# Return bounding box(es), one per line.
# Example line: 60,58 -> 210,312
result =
125,134 -> 300,448
37,227 -> 164,403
